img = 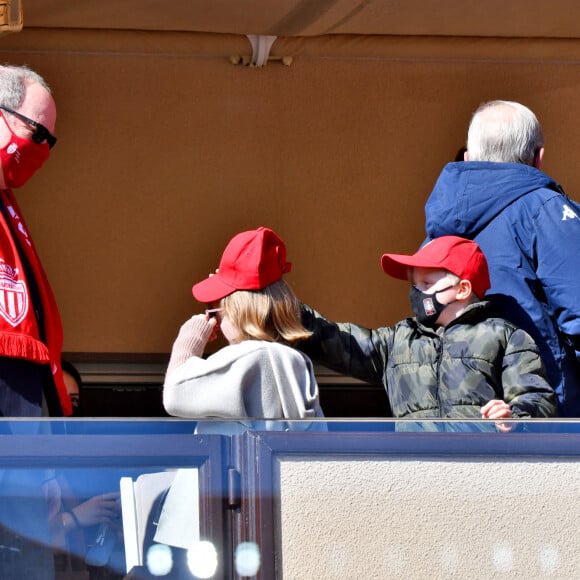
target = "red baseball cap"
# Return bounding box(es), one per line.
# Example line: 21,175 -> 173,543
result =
192,227 -> 292,303
380,236 -> 491,298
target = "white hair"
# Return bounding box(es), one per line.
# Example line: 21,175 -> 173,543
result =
0,64 -> 51,109
466,100 -> 544,165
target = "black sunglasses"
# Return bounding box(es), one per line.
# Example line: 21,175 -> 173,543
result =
0,105 -> 57,149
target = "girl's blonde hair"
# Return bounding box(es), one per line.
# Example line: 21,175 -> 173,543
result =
221,279 -> 312,344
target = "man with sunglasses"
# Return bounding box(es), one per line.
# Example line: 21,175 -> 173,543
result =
0,64 -> 70,418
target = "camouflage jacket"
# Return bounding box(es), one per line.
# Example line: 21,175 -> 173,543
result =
300,301 -> 557,419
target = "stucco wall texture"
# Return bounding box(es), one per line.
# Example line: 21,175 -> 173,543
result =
277,457 -> 580,579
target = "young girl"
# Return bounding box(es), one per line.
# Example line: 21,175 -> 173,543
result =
163,227 -> 324,429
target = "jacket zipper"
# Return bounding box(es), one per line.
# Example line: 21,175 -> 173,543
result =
435,331 -> 444,418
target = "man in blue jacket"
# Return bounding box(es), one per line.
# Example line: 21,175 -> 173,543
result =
424,100 -> 580,416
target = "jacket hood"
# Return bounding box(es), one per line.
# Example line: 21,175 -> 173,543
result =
425,161 -> 559,239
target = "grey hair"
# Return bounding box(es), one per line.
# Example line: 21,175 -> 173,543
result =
0,64 -> 51,109
466,100 -> 544,165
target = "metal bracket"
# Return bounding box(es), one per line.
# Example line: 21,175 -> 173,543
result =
227,468 -> 241,509
230,35 -> 293,67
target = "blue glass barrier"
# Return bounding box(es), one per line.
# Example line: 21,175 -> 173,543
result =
0,418 -> 579,579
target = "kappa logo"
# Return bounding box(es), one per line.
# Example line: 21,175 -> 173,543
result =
0,262 -> 28,327
562,204 -> 579,221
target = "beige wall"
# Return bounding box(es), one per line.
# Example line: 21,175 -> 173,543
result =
0,29 -> 579,354
278,456 -> 580,579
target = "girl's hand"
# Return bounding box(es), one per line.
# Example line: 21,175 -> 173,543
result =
204,311 -> 220,342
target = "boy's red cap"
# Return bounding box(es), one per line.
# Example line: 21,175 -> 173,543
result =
380,236 -> 491,298
192,227 -> 292,303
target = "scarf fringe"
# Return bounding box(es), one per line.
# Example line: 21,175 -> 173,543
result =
0,332 -> 50,363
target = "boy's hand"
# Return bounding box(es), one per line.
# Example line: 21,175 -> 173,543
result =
481,399 -> 514,433
480,399 -> 512,419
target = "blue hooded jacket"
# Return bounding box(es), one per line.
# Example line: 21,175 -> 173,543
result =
425,161 -> 580,416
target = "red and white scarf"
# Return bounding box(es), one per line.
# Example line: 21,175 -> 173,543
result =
0,188 -> 71,415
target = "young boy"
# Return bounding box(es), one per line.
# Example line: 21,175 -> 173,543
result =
299,236 -> 557,421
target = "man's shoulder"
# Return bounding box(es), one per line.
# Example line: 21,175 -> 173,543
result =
512,181 -> 580,223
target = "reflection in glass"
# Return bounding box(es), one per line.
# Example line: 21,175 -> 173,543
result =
235,541 -> 261,576
145,543 -> 173,576
186,540 -> 218,578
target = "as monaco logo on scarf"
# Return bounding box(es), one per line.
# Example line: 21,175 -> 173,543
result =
0,260 -> 28,327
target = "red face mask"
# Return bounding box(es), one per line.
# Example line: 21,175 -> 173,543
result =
0,113 -> 50,189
